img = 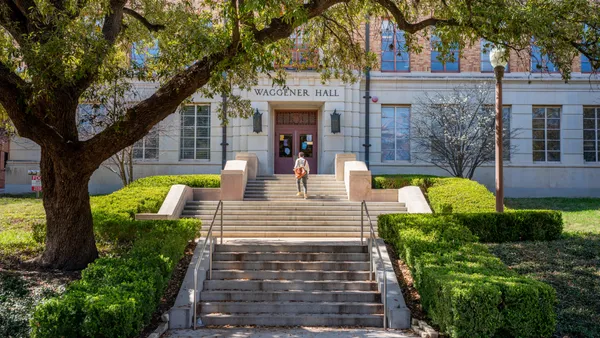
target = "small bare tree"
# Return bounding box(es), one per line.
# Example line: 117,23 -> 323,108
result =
412,83 -> 517,179
79,80 -> 172,187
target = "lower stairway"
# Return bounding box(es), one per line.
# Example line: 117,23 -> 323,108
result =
182,175 -> 406,237
199,242 -> 383,327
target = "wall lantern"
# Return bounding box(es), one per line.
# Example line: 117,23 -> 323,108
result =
253,108 -> 262,134
331,109 -> 341,134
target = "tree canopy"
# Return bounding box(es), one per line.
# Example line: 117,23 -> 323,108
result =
0,0 -> 598,269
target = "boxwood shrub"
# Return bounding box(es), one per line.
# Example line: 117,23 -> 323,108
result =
30,175 -> 210,338
379,214 -> 557,338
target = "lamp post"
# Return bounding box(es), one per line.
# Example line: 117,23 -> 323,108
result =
490,46 -> 508,212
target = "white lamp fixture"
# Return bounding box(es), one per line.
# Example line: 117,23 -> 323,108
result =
489,46 -> 509,68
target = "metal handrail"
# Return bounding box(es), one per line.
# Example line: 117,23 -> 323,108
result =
192,200 -> 223,330
361,200 -> 388,329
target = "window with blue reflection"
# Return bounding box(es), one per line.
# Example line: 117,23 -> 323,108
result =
581,54 -> 597,73
381,106 -> 411,161
381,20 -> 410,72
131,40 -> 159,67
481,40 -> 509,72
431,35 -> 459,72
531,44 -> 559,73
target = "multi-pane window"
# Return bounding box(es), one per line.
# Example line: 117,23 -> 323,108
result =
285,30 -> 312,70
180,105 -> 211,160
583,107 -> 600,162
431,35 -> 459,72
533,107 -> 561,162
131,40 -> 159,67
381,106 -> 410,161
531,45 -> 559,73
483,106 -> 512,161
581,54 -> 597,73
381,20 -> 409,72
77,103 -> 107,140
133,128 -> 159,160
481,40 -> 509,73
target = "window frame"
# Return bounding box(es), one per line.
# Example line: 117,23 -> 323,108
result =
581,54 -> 597,74
381,105 -> 411,162
179,104 -> 211,161
283,29 -> 315,70
480,40 -> 510,73
530,44 -> 560,73
583,107 -> 600,162
133,128 -> 159,161
380,19 -> 410,73
532,106 -> 562,163
430,35 -> 460,73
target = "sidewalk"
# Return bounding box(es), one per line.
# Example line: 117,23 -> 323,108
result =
165,327 -> 419,338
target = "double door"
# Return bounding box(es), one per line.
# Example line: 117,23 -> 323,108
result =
274,123 -> 318,174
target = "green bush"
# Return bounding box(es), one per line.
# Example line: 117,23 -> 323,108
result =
32,221 -> 46,244
30,175 -> 210,338
372,174 -> 436,190
379,213 -> 557,338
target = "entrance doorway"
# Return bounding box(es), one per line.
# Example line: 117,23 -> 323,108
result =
274,111 -> 318,174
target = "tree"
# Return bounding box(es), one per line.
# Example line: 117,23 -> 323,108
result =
0,0 -> 598,270
411,83 -> 517,179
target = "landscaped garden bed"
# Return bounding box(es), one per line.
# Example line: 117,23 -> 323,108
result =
0,174 -> 219,338
373,175 -> 574,338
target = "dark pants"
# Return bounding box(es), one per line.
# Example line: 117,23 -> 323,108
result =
296,175 -> 308,193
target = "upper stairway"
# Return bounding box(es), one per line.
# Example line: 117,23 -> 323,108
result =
182,175 -> 407,238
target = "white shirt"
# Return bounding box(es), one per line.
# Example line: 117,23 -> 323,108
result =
294,157 -> 310,174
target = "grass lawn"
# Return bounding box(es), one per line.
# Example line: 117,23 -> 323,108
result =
0,194 -> 45,269
488,198 -> 600,338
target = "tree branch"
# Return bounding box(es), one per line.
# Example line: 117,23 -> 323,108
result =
0,0 -> 30,43
123,7 -> 165,32
374,0 -> 458,33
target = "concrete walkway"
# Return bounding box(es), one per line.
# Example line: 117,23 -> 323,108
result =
165,327 -> 419,337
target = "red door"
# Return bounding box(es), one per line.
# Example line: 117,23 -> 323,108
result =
274,111 -> 318,174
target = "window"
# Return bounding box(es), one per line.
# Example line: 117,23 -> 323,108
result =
381,20 -> 410,72
431,35 -> 459,72
584,107 -> 600,162
285,30 -> 313,70
531,45 -> 559,73
581,54 -> 597,73
533,107 -> 561,162
180,105 -> 211,160
481,40 -> 509,73
483,106 -> 512,160
131,40 -> 159,67
133,128 -> 159,160
381,106 -> 410,161
77,103 -> 107,140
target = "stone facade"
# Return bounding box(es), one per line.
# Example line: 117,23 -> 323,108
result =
5,29 -> 600,197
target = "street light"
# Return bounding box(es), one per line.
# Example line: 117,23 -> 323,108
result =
490,46 -> 508,212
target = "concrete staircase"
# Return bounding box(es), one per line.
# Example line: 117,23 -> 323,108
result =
182,175 -> 407,237
199,243 -> 383,327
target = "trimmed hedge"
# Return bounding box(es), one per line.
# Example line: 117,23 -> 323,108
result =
30,175 -> 211,338
379,214 -> 557,338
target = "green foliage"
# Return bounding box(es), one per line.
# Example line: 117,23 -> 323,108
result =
29,175 -> 207,338
427,178 -> 497,213
372,174 -> 436,190
379,213 -> 557,338
32,221 -> 46,244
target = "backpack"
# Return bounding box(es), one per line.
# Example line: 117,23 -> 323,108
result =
294,159 -> 307,179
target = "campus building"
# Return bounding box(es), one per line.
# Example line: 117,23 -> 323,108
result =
5,21 -> 600,196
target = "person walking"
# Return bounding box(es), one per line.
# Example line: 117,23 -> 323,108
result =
294,152 -> 310,199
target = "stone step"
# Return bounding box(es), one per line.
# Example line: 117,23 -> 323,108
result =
243,197 -> 347,201
183,208 -> 406,215
200,313 -> 383,327
199,290 -> 381,302
186,200 -> 401,207
191,220 -> 382,226
199,231 -> 373,238
243,193 -> 347,198
182,214 -> 398,221
213,252 -> 369,261
211,270 -> 371,281
212,261 -> 370,271
244,190 -> 347,195
214,244 -> 367,253
256,175 -> 336,180
184,203 -> 404,210
199,301 -> 383,315
203,279 -> 377,291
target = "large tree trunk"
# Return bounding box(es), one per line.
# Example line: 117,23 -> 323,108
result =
36,148 -> 98,270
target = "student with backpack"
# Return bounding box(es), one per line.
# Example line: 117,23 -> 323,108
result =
293,152 -> 310,199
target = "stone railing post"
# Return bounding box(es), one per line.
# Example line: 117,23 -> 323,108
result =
235,153 -> 258,180
335,153 -> 357,181
220,160 -> 248,201
344,161 -> 372,201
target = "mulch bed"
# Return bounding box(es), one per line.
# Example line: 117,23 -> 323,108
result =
384,243 -> 427,321
138,239 -> 198,338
